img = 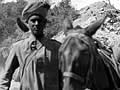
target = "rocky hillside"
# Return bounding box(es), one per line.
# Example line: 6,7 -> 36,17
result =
54,1 -> 120,46
71,1 -> 120,48
73,1 -> 115,27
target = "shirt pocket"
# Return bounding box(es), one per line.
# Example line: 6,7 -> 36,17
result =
36,57 -> 45,73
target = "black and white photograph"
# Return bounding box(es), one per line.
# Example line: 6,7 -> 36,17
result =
0,0 -> 120,90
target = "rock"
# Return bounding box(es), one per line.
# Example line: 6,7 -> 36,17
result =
72,1 -> 120,48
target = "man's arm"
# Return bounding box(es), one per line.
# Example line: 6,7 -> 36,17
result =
0,45 -> 19,90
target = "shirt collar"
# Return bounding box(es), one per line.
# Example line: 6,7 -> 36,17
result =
28,34 -> 44,50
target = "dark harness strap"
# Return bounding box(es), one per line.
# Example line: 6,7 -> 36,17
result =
98,49 -> 119,89
98,49 -> 120,78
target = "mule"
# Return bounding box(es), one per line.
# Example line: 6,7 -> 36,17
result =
59,17 -> 120,90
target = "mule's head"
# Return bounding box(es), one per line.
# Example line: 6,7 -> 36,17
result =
59,33 -> 98,87
59,16 -> 107,90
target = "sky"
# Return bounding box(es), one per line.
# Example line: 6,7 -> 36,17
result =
2,0 -> 120,10
71,0 -> 120,10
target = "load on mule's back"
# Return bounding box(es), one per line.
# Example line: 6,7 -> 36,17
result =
59,16 -> 120,90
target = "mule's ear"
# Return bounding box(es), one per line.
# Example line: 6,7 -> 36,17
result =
17,17 -> 29,32
85,16 -> 107,37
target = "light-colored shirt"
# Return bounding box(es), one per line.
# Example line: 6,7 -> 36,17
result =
0,34 -> 61,90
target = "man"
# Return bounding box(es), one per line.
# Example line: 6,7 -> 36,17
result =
0,1 -> 61,90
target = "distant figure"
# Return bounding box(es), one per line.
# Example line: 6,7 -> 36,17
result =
0,1 -> 61,90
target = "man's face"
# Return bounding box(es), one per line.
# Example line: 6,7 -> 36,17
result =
27,15 -> 46,37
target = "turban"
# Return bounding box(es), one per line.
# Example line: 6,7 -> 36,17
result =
22,1 -> 50,22
17,2 -> 50,32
